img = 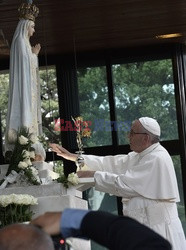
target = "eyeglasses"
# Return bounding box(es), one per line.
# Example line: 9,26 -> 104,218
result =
128,129 -> 147,136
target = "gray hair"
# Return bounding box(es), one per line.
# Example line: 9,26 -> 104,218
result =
141,127 -> 160,144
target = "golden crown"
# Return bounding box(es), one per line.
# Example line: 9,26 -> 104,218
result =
18,3 -> 39,22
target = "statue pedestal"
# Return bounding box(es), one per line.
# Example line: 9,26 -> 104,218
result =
0,164 -> 94,250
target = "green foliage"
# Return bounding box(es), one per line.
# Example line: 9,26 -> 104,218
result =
78,59 -> 178,146
39,67 -> 60,144
5,126 -> 40,185
0,204 -> 34,228
0,68 -> 60,151
0,60 -> 178,147
57,174 -> 69,188
24,168 -> 40,186
0,73 -> 9,136
6,127 -> 34,175
78,66 -> 111,146
112,60 -> 177,144
53,161 -> 68,188
53,161 -> 64,174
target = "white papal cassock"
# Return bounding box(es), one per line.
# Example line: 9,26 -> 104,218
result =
83,142 -> 186,250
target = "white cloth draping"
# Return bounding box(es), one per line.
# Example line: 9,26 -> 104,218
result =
83,143 -> 186,250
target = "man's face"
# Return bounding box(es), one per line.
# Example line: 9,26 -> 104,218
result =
128,120 -> 147,153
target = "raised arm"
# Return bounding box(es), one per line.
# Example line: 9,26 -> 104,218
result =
49,143 -> 77,162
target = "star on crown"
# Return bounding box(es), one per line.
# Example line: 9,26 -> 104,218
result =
18,3 -> 39,22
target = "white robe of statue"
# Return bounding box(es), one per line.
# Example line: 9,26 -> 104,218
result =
83,143 -> 186,250
6,19 -> 42,150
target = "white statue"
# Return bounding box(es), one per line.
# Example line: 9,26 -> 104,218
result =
5,3 -> 42,151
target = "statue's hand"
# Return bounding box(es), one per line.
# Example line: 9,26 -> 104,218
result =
32,43 -> 41,55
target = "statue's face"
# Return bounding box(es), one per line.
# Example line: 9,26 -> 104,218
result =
28,21 -> 35,37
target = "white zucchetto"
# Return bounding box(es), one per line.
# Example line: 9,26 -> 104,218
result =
139,117 -> 161,136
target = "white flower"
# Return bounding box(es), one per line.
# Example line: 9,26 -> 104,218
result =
30,166 -> 38,177
18,161 -> 28,169
30,167 -> 40,183
67,172 -> 79,185
22,150 -> 30,158
29,151 -> 35,159
0,195 -> 11,207
0,194 -> 38,207
19,135 -> 28,145
23,158 -> 32,166
30,134 -> 38,143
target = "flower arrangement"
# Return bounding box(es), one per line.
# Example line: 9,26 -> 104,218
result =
55,164 -> 79,188
71,116 -> 91,170
2,126 -> 41,187
71,116 -> 91,153
0,194 -> 38,228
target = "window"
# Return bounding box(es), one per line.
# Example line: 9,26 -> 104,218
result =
0,66 -> 59,154
172,155 -> 186,232
78,66 -> 112,147
38,66 -> 59,149
112,59 -> 178,145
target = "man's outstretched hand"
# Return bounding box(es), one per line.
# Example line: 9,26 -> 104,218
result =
30,212 -> 62,236
49,143 -> 77,162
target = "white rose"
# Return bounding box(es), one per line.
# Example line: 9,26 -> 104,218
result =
0,195 -> 12,207
29,151 -> 35,159
19,135 -> 28,145
18,161 -> 28,169
22,150 -> 30,158
67,173 -> 79,185
30,134 -> 38,143
29,195 -> 38,205
23,158 -> 32,166
15,194 -> 29,205
13,194 -> 38,205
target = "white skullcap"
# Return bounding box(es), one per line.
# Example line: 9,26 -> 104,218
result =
139,117 -> 161,136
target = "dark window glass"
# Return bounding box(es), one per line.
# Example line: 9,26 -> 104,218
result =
39,66 -> 60,148
172,155 -> 186,233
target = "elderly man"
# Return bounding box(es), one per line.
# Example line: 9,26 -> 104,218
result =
50,117 -> 186,250
0,223 -> 54,250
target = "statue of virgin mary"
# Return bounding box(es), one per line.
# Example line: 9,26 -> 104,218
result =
5,2 -> 42,151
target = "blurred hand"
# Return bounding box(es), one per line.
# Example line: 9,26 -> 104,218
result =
32,43 -> 41,55
30,212 -> 62,235
49,143 -> 77,161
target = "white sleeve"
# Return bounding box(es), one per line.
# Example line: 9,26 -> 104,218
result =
94,171 -> 139,198
83,154 -> 129,174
